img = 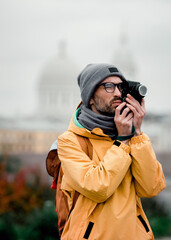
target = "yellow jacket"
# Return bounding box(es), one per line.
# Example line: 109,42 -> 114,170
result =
58,108 -> 166,240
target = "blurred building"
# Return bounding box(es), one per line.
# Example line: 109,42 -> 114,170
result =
37,40 -> 81,122
0,128 -> 59,154
111,28 -> 137,80
143,113 -> 171,152
0,38 -> 171,171
0,41 -> 82,154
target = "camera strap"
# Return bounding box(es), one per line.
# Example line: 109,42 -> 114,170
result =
116,125 -> 135,141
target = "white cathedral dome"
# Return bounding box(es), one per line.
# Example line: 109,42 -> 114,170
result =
37,41 -> 81,121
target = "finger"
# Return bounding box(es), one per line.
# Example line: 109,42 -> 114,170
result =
126,95 -> 140,109
126,103 -> 145,120
126,96 -> 144,114
141,98 -> 145,110
127,94 -> 145,112
125,111 -> 134,121
126,94 -> 137,101
121,106 -> 132,117
115,102 -> 126,116
126,103 -> 138,115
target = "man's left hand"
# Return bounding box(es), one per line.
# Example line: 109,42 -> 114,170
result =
125,94 -> 146,136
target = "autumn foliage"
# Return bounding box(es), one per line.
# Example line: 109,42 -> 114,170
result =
0,153 -> 52,215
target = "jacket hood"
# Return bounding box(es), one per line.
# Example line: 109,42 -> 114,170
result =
68,103 -> 112,141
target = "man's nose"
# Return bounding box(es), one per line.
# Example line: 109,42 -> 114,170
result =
113,86 -> 122,97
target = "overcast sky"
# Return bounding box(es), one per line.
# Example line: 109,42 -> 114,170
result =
0,0 -> 171,118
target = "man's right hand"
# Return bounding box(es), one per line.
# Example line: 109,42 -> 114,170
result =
114,102 -> 133,137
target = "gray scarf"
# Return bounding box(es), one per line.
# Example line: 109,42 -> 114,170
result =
77,104 -> 118,139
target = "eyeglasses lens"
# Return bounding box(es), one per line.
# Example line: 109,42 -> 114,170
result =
104,83 -> 123,93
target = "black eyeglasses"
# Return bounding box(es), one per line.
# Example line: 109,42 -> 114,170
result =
98,82 -> 125,93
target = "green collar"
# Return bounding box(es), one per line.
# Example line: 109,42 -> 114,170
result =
73,107 -> 84,128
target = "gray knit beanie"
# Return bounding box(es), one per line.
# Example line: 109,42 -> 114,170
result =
77,63 -> 127,107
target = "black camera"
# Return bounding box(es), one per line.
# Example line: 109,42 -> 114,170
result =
122,80 -> 147,104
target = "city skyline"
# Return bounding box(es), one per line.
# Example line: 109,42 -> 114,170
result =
0,0 -> 171,118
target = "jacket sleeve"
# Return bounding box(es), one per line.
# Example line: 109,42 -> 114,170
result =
57,132 -> 132,203
130,133 -> 166,198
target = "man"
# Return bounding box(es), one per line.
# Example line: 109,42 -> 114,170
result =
57,63 -> 166,240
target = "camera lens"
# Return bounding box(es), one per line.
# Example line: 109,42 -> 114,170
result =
138,85 -> 147,97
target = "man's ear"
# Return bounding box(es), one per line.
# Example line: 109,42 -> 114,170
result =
90,96 -> 99,114
89,98 -> 94,107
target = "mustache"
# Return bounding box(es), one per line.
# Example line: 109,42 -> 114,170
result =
109,97 -> 123,105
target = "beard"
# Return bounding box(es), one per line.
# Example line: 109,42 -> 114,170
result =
92,95 -> 123,116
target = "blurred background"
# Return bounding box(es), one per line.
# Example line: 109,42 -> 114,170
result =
0,0 -> 171,239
